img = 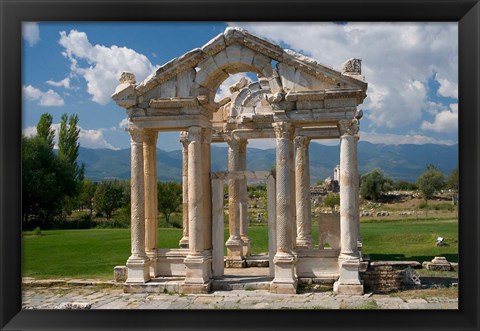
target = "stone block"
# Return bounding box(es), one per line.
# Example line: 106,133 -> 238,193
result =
160,77 -> 177,98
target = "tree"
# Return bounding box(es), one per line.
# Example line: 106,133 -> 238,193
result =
58,113 -> 83,181
79,179 -> 96,216
157,181 -> 182,225
36,113 -> 55,149
93,180 -> 124,220
416,166 -> 445,204
323,192 -> 340,211
22,135 -> 77,227
446,168 -> 459,192
360,169 -> 391,201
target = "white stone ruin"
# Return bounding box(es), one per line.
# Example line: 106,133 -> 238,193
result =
112,27 -> 367,295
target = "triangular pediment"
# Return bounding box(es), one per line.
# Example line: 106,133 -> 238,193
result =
132,27 -> 367,98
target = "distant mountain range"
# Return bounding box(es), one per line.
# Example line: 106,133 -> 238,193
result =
78,142 -> 458,184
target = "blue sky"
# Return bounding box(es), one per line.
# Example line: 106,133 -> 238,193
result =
22,22 -> 458,151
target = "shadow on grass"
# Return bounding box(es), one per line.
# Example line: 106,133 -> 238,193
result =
367,253 -> 458,263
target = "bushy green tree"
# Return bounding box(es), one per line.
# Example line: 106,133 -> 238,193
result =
323,192 -> 340,211
416,166 -> 445,204
157,181 -> 182,225
79,179 -> 96,216
93,180 -> 124,220
360,169 -> 392,201
36,113 -> 55,149
446,168 -> 459,192
22,135 -> 77,226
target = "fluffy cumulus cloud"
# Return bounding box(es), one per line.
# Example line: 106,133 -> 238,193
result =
79,128 -> 118,149
228,22 -> 458,129
22,22 -> 40,46
23,85 -> 64,106
421,103 -> 458,133
58,30 -> 157,105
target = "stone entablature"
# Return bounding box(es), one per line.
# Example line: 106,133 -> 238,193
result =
112,27 -> 368,295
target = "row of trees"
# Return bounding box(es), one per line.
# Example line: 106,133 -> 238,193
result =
22,113 -> 83,226
359,165 -> 458,203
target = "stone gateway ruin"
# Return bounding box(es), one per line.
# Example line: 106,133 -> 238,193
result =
112,27 -> 367,295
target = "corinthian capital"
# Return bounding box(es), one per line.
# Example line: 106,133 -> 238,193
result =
186,126 -> 203,143
143,130 -> 157,145
338,119 -> 359,137
294,135 -> 311,148
128,128 -> 146,144
273,122 -> 295,140
224,134 -> 247,152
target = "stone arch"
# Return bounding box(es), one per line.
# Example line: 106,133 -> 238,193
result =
193,44 -> 275,109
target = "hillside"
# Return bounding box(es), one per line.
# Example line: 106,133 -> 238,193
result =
78,142 -> 458,183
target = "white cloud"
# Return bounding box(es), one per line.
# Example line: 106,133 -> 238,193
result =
46,78 -> 71,89
229,22 -> 458,129
22,85 -> 64,106
79,128 -> 118,149
58,30 -> 157,105
421,103 -> 458,133
22,22 -> 40,46
118,118 -> 129,129
360,131 -> 456,145
22,126 -> 37,137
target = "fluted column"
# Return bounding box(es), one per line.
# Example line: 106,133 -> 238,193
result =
270,122 -> 297,294
126,128 -> 150,283
338,119 -> 360,260
334,118 -> 363,295
182,126 -> 212,292
186,126 -> 203,257
295,135 -> 313,250
179,131 -> 189,248
224,135 -> 245,265
238,138 -> 250,256
144,130 -> 158,275
201,128 -> 212,252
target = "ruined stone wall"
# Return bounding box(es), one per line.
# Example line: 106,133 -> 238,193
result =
361,261 -> 421,294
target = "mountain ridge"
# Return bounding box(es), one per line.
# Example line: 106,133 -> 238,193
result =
78,141 -> 458,183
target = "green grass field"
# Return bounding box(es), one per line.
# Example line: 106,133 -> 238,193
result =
22,218 -> 457,279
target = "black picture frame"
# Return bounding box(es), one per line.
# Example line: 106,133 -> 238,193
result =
1,0 -> 479,330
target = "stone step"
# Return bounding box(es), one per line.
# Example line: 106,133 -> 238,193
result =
212,275 -> 272,291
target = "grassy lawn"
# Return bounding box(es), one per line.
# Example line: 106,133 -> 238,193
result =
23,218 -> 457,279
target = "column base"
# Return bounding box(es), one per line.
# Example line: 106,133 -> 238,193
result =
241,236 -> 251,256
333,259 -> 364,295
270,252 -> 297,294
179,236 -> 189,248
146,251 -> 159,277
125,255 -> 151,283
226,237 -> 244,259
180,280 -> 213,294
183,253 -> 212,285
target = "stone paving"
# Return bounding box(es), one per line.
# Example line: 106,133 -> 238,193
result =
22,280 -> 458,310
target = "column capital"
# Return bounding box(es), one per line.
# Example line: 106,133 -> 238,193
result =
201,127 -> 212,144
273,122 -> 295,140
294,135 -> 311,148
186,126 -> 203,143
144,130 -> 157,145
338,119 -> 359,137
128,128 -> 146,144
225,134 -> 248,153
